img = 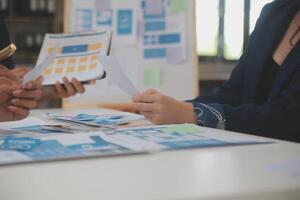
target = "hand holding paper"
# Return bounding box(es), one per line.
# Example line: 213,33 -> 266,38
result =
99,55 -> 139,96
23,45 -> 58,88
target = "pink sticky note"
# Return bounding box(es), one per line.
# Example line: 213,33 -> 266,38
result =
95,0 -> 111,11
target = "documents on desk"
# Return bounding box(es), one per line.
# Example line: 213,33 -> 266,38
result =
0,112 -> 273,166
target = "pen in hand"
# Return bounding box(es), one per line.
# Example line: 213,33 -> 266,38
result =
0,44 -> 17,61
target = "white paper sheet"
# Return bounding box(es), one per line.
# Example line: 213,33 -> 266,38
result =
0,117 -> 49,129
99,55 -> 139,95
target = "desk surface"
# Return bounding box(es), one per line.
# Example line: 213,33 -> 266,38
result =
0,108 -> 300,200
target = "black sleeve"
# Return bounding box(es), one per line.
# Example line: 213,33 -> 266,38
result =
189,2 -> 274,107
222,69 -> 300,142
0,17 -> 15,69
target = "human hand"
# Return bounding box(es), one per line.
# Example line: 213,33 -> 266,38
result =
132,89 -> 196,125
54,77 -> 95,98
0,65 -> 20,93
11,66 -> 31,80
7,76 -> 43,121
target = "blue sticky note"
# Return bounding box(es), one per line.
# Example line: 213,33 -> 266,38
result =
72,114 -> 99,121
159,33 -> 181,44
76,9 -> 93,30
144,21 -> 166,31
62,45 -> 88,54
96,10 -> 113,26
144,48 -> 166,59
117,10 -> 133,35
0,137 -> 41,151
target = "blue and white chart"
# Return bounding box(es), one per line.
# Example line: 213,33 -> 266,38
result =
0,121 -> 273,166
141,0 -> 187,63
69,0 -> 138,45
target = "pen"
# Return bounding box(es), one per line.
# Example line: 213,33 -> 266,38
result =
0,44 -> 17,61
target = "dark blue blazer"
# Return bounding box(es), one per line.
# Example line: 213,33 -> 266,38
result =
194,0 -> 300,142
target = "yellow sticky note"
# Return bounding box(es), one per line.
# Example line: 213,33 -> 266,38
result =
57,59 -> 65,65
67,66 -> 75,73
89,63 -> 97,70
68,58 -> 77,64
48,48 -> 54,54
80,57 -> 88,63
91,55 -> 98,61
89,43 -> 102,51
144,68 -> 161,86
170,0 -> 188,13
55,67 -> 63,75
78,65 -> 87,72
43,67 -> 52,76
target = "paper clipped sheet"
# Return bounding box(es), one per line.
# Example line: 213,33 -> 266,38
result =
33,31 -> 111,85
99,55 -> 139,95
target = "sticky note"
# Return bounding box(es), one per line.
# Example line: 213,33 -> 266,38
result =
167,47 -> 186,64
55,67 -> 63,74
78,65 -> 87,72
95,0 -> 111,11
67,66 -> 75,73
170,0 -> 188,13
43,67 -> 52,75
161,124 -> 201,134
144,0 -> 164,16
117,10 -> 133,35
144,68 -> 161,86
96,10 -> 113,26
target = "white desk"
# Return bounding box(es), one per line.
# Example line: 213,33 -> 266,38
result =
0,108 -> 300,200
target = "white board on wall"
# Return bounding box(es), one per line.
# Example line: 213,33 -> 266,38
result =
63,0 -> 199,107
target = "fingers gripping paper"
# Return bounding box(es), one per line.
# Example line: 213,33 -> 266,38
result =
23,45 -> 58,87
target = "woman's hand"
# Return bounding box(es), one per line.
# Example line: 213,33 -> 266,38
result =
132,89 -> 196,125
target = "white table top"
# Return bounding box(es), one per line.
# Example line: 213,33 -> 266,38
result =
0,108 -> 300,200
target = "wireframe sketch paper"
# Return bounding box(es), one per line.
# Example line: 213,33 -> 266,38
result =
0,123 -> 273,166
23,45 -> 58,87
30,31 -> 112,85
44,112 -> 144,127
99,55 -> 139,95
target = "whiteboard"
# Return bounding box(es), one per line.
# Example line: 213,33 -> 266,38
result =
63,0 -> 199,107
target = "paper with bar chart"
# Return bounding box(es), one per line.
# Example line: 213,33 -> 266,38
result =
35,31 -> 111,85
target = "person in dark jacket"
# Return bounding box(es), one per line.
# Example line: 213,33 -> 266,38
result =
132,0 -> 300,143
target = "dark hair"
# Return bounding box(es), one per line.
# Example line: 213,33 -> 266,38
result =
294,0 -> 300,8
